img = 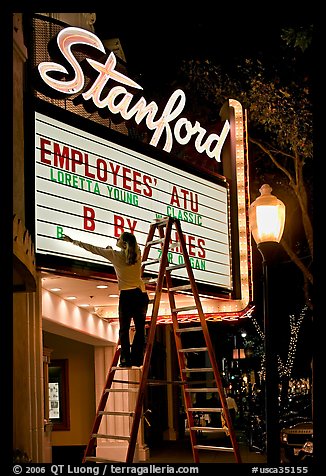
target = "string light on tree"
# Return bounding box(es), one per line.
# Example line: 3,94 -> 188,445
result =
278,305 -> 308,377
249,305 -> 308,378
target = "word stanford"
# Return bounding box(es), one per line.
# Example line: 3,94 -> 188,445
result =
37,27 -> 230,163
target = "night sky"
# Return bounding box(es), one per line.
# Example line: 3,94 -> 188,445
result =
94,9 -> 314,87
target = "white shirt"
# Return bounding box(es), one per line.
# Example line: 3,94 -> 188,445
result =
70,240 -> 145,292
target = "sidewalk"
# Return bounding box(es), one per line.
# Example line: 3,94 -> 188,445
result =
146,431 -> 267,464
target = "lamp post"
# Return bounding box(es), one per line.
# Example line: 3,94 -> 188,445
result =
249,184 -> 286,464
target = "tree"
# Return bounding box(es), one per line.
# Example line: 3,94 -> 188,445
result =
180,26 -> 314,309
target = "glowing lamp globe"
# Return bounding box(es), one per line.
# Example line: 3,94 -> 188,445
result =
249,184 -> 286,245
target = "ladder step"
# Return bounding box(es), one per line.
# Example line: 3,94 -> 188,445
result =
185,388 -> 219,392
169,284 -> 192,292
142,277 -> 158,284
188,407 -> 223,412
111,366 -> 142,371
179,347 -> 208,352
172,305 -> 198,313
190,426 -> 226,432
84,457 -> 116,463
193,445 -> 234,452
98,411 -> 135,416
112,379 -> 140,385
166,263 -> 186,271
169,241 -> 181,250
92,433 -> 130,441
146,238 -> 165,246
177,326 -> 202,333
104,388 -> 139,393
142,259 -> 160,266
151,218 -> 168,226
183,367 -> 213,372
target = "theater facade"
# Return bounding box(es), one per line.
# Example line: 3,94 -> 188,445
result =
13,12 -> 253,463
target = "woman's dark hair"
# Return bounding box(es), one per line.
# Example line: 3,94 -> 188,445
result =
121,232 -> 140,265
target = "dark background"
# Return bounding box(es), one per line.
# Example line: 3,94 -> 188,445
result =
94,9 -> 315,85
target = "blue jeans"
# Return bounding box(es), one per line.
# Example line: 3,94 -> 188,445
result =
119,288 -> 149,364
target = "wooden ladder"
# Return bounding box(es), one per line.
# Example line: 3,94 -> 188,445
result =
83,217 -> 241,463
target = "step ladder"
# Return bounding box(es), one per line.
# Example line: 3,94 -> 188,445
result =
83,217 -> 241,464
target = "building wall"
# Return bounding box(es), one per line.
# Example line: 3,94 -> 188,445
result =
13,13 -> 27,222
13,13 -> 44,463
36,13 -> 96,32
43,332 -> 96,446
12,12 -> 98,463
13,285 -> 43,462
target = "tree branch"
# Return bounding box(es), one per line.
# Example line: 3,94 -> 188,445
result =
249,137 -> 294,185
281,238 -> 313,285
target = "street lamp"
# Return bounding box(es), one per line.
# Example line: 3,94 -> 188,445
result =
249,184 -> 286,464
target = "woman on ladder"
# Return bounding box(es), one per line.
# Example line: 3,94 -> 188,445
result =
63,232 -> 149,367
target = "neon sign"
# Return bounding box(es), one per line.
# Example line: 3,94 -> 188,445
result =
37,27 -> 230,162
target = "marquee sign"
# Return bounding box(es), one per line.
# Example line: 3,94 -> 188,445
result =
32,22 -> 253,316
35,110 -> 232,292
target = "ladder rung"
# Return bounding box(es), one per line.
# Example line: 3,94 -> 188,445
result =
151,218 -> 168,226
193,445 -> 234,452
98,411 -> 135,416
142,259 -> 160,266
146,238 -> 165,246
185,388 -> 219,392
179,347 -> 208,352
111,366 -> 142,371
172,305 -> 198,313
84,457 -> 115,463
92,433 -> 130,440
112,379 -> 139,385
188,407 -> 223,412
169,284 -> 192,292
169,241 -> 181,250
183,368 -> 213,372
104,388 -> 139,393
177,326 -> 202,333
166,263 -> 186,271
190,426 -> 226,432
142,277 -> 158,284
